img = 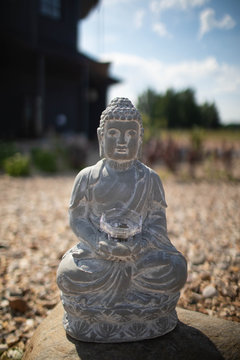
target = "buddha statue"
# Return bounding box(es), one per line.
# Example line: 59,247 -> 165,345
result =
57,97 -> 187,342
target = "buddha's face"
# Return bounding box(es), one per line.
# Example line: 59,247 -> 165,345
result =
101,120 -> 141,162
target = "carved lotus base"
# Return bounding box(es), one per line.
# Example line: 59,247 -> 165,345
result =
62,308 -> 178,343
61,291 -> 180,342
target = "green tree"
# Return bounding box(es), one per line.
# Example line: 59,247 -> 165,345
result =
137,87 -> 221,129
161,88 -> 179,128
137,88 -> 157,121
177,89 -> 201,128
200,102 -> 220,128
137,89 -> 166,138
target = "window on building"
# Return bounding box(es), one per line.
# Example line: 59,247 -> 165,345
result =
40,0 -> 62,19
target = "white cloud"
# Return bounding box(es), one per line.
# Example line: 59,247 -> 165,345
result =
152,22 -> 171,37
134,9 -> 145,29
199,8 -> 236,38
150,0 -> 210,14
101,52 -> 240,122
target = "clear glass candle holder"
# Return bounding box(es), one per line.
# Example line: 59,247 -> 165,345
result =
100,208 -> 142,241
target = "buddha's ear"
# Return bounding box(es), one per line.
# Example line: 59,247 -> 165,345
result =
97,128 -> 104,158
137,138 -> 143,160
137,128 -> 144,160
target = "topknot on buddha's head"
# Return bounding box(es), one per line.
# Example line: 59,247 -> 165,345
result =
99,97 -> 143,136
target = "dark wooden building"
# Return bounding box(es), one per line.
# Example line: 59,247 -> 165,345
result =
0,0 -> 118,139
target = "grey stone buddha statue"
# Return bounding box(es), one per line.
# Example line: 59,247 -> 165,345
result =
57,97 -> 187,342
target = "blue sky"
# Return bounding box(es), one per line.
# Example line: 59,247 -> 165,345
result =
78,0 -> 240,124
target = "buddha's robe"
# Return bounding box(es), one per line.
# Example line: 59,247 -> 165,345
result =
57,159 -> 187,307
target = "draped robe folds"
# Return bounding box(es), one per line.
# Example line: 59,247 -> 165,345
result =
57,159 -> 187,308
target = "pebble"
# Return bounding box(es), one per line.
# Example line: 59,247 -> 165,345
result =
233,253 -> 240,265
1,300 -> 9,308
190,292 -> 203,303
200,272 -> 211,281
202,285 -> 218,298
229,266 -> 240,273
0,344 -> 8,354
1,348 -> 23,360
14,317 -> 26,324
9,298 -> 28,313
191,253 -> 206,265
6,333 -> 19,346
8,287 -> 23,297
218,262 -> 229,270
23,319 -> 34,332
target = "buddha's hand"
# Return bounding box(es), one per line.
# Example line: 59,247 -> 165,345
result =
130,233 -> 148,254
97,233 -> 133,260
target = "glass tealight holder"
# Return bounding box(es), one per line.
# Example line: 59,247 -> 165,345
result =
100,208 -> 142,241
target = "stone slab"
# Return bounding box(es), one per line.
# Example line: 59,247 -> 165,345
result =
23,303 -> 240,360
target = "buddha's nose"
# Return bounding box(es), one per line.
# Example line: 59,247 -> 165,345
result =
118,131 -> 127,145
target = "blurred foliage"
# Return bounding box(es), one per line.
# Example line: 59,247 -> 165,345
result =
190,127 -> 205,152
0,135 -> 88,176
143,127 -> 239,181
0,141 -> 18,169
31,148 -> 58,173
4,153 -> 30,176
223,123 -> 240,130
65,144 -> 87,170
137,88 -> 221,131
158,128 -> 240,143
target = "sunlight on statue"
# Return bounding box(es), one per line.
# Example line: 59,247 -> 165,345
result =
57,98 -> 187,342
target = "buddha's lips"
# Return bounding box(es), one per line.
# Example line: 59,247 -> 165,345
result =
115,147 -> 129,154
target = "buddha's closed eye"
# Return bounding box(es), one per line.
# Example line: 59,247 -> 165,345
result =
126,129 -> 137,137
107,129 -> 120,137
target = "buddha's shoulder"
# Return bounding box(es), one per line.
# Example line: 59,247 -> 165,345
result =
74,160 -> 104,185
136,161 -> 162,183
137,162 -> 166,206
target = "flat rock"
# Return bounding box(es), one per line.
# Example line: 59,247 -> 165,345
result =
23,303 -> 240,360
202,285 -> 218,298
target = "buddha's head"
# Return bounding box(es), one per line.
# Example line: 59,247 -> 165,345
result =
97,98 -> 144,162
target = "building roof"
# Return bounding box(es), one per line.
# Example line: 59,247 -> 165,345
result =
78,0 -> 100,19
1,31 -> 119,86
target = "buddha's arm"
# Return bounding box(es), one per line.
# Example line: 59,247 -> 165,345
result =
69,168 -> 98,248
145,171 -> 179,253
136,171 -> 187,290
69,208 -> 98,247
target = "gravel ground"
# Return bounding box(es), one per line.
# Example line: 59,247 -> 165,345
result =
0,173 -> 239,353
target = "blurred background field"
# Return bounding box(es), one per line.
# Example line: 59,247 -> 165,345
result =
1,126 -> 239,182
143,128 -> 240,182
